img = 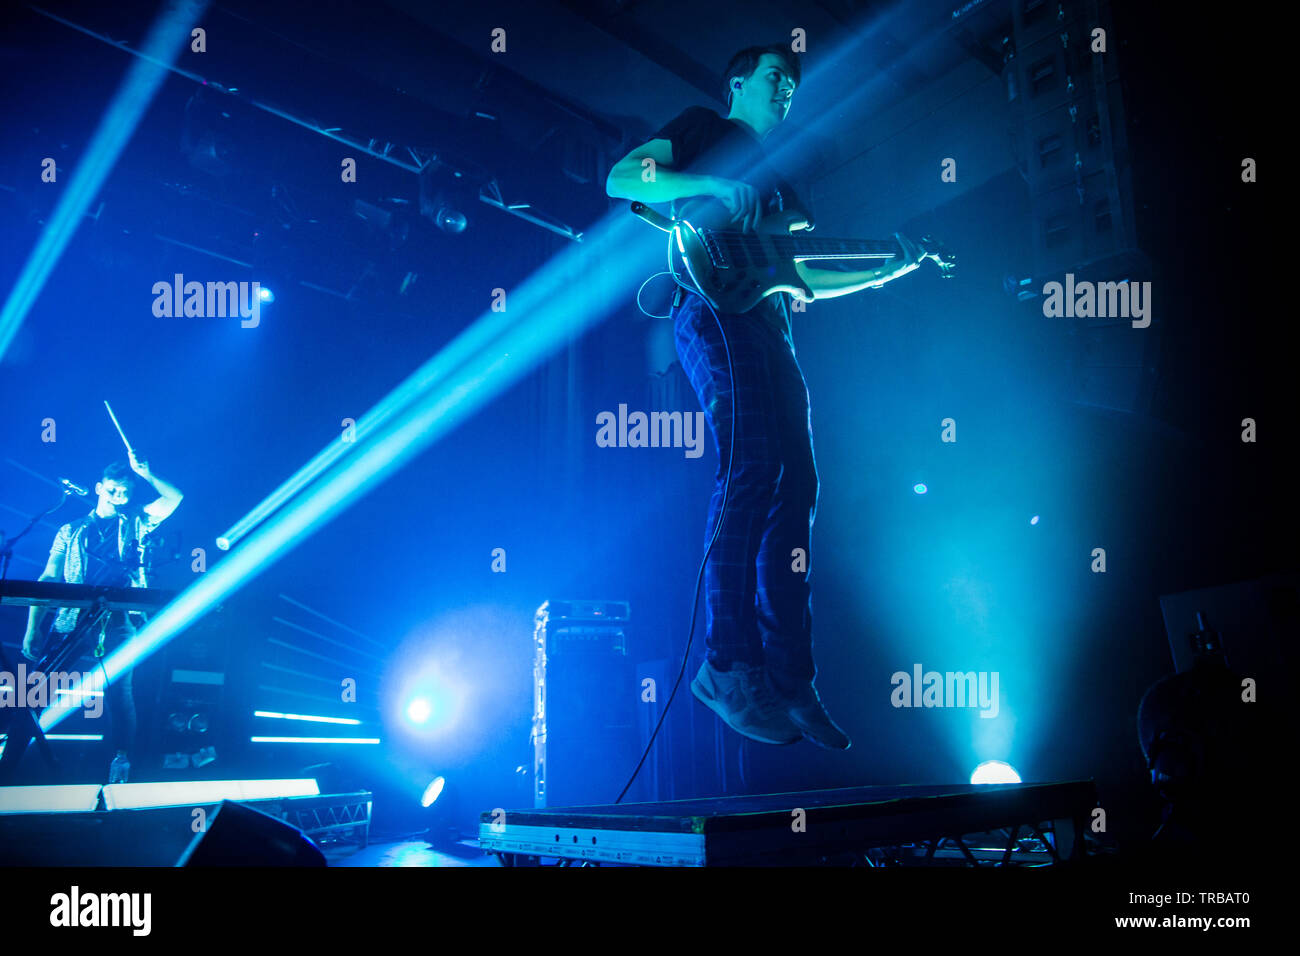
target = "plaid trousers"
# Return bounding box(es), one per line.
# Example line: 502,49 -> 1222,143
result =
672,290 -> 819,695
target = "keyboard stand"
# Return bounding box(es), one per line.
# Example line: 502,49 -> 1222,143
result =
0,601 -> 111,784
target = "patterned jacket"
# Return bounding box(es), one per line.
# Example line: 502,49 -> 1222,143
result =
50,509 -> 163,632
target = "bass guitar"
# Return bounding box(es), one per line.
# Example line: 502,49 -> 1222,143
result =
632,196 -> 955,315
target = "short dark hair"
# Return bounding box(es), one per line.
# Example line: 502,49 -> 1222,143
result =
101,462 -> 135,487
723,45 -> 802,106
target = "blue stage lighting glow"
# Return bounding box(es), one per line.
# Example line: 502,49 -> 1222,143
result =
391,655 -> 469,739
0,784 -> 104,814
40,215 -> 703,739
39,26 -> 897,738
101,778 -> 320,810
1030,515 -> 1040,525
259,286 -> 274,302
209,20 -> 907,552
249,737 -> 381,745
420,776 -> 446,808
971,760 -> 1021,784
0,1 -> 210,360
254,710 -> 362,725
913,483 -> 928,495
406,698 -> 433,724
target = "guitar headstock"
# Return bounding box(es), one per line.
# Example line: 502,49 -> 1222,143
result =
918,235 -> 957,278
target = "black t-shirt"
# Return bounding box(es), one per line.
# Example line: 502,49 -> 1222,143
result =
81,512 -> 134,587
652,107 -> 813,336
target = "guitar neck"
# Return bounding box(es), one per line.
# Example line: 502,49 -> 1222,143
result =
782,235 -> 899,261
710,231 -> 900,261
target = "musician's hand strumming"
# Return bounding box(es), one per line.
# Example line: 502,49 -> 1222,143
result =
709,176 -> 763,233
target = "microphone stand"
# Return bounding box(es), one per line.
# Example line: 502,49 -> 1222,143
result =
0,489 -> 75,584
0,488 -> 79,783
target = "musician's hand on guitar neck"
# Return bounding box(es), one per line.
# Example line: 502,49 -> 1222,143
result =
894,232 -> 927,267
709,177 -> 763,233
21,627 -> 39,662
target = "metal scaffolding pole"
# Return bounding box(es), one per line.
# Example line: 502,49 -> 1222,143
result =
29,4 -> 585,243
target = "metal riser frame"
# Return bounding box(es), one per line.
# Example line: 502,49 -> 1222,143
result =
478,782 -> 1096,867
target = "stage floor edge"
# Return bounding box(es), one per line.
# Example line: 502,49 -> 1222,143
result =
477,781 -> 1098,867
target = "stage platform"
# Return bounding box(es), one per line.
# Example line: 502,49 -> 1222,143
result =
478,781 -> 1099,867
0,781 -> 370,865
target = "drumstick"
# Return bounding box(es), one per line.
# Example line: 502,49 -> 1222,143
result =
104,400 -> 134,456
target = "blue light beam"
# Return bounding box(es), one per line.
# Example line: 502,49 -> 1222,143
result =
38,17 -> 924,732
41,211 -> 655,733
0,0 -> 209,361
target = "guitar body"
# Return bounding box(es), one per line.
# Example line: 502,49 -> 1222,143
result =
669,197 -> 815,315
650,196 -> 955,314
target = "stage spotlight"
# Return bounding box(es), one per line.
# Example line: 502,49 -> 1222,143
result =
406,697 -> 433,725
913,482 -> 928,495
971,760 -> 1021,784
430,205 -> 467,234
215,536 -> 231,551
395,665 -> 466,736
421,776 -> 465,852
421,775 -> 446,808
1030,514 -> 1040,525
419,166 -> 470,234
258,286 -> 274,303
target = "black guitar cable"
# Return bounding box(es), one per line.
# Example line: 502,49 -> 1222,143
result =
616,290 -> 736,803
